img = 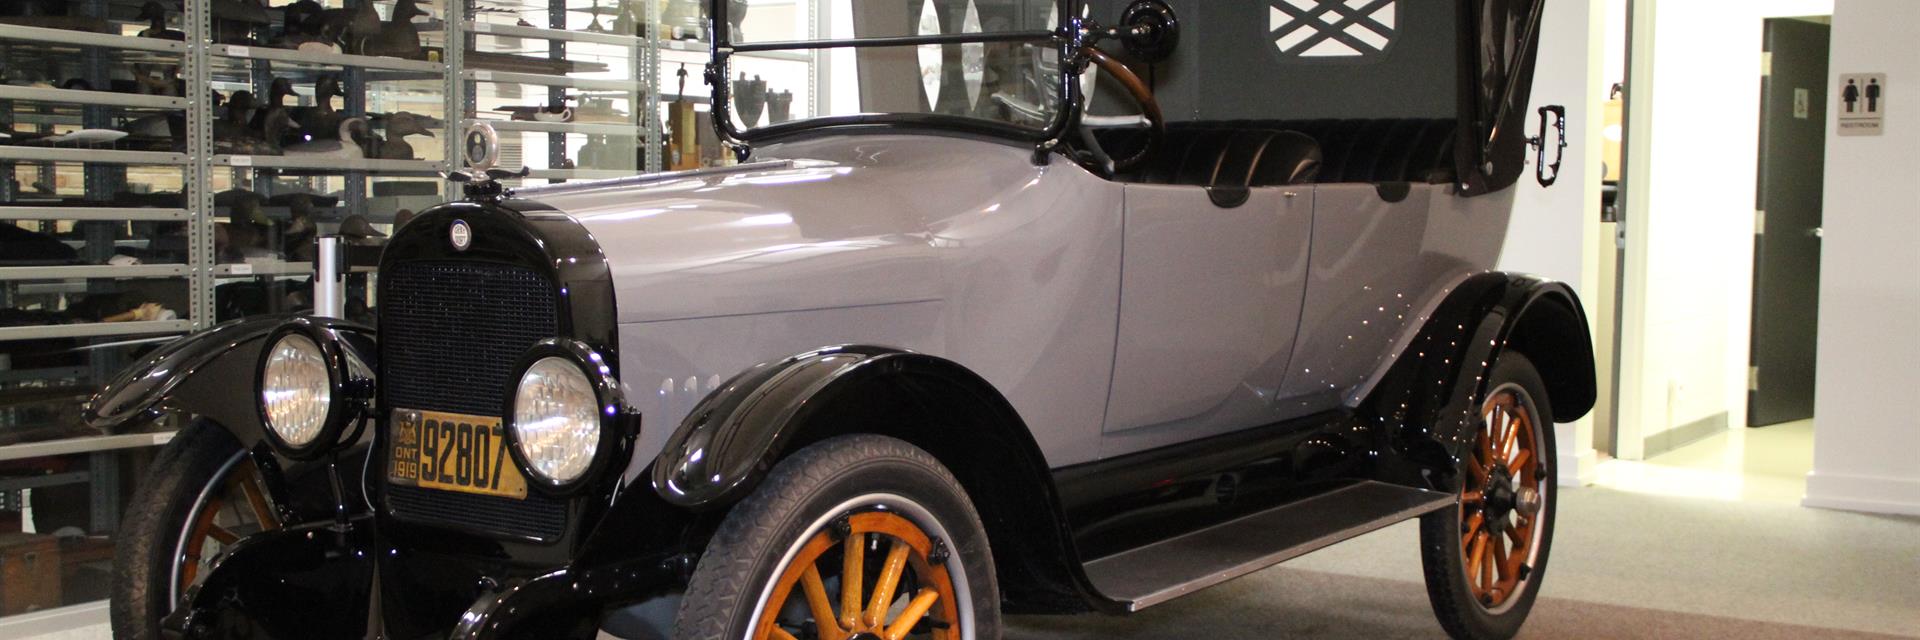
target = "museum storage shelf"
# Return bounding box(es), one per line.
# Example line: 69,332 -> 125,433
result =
0,23 -> 188,54
0,86 -> 188,111
0,3 -> 202,540
461,2 -> 659,186
0,207 -> 190,222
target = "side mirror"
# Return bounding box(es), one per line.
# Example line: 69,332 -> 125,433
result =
1530,105 -> 1568,187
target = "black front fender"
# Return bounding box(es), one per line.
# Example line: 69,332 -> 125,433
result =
83,315 -> 376,449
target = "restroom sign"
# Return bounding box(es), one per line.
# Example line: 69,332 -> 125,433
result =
1838,73 -> 1886,136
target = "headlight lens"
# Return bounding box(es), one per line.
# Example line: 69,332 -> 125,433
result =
511,356 -> 601,485
261,333 -> 331,447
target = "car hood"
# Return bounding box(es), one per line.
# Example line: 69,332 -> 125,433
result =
509,134 -> 1056,324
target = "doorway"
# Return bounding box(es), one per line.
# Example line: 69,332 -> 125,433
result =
1748,17 -> 1829,427
1604,0 -> 1835,463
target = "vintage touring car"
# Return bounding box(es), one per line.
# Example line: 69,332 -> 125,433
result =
92,0 -> 1589,638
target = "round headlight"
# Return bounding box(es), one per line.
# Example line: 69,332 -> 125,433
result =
260,332 -> 331,448
510,356 -> 601,485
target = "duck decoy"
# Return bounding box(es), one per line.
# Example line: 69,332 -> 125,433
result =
320,1 -> 381,52
214,91 -> 277,154
284,117 -> 367,159
501,95 -> 575,122
136,1 -> 185,41
357,0 -> 426,59
213,187 -> 267,213
39,129 -> 128,148
250,77 -> 294,139
275,0 -> 326,48
368,111 -> 436,160
288,75 -> 343,140
337,214 -> 386,241
212,0 -> 270,45
121,111 -> 185,151
131,64 -> 180,97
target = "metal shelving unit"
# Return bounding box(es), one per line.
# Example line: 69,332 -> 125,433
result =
462,0 -> 661,185
0,1 -> 689,453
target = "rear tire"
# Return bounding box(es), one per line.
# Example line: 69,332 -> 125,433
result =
1418,352 -> 1558,640
111,420 -> 279,640
673,434 -> 1001,640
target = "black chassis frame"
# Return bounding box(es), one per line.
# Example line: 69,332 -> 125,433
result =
82,1 -> 1583,637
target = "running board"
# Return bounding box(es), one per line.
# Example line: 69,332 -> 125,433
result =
1080,481 -> 1455,611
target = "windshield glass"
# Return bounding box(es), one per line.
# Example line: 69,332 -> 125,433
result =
716,0 -> 1068,139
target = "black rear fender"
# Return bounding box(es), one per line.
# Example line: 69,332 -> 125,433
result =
646,345 -> 1097,614
1362,273 -> 1596,490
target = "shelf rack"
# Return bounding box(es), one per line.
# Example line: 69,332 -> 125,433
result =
0,1 -> 827,492
0,86 -> 188,111
0,23 -> 187,54
460,0 -> 661,184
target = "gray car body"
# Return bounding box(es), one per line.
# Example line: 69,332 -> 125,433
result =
516,131 -> 1517,477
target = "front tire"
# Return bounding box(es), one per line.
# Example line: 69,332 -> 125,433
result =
111,421 -> 281,640
674,434 -> 1000,640
1419,352 -> 1558,640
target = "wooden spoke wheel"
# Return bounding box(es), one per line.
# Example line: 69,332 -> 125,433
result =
677,436 -> 996,640
1458,384 -> 1546,611
755,511 -> 961,640
171,453 -> 282,606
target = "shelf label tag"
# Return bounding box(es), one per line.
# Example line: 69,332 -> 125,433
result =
473,22 -> 492,33
474,70 -> 493,81
230,45 -> 250,57
229,263 -> 253,275
229,156 -> 252,167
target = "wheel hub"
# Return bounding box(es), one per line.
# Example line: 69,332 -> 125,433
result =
1482,468 -> 1518,527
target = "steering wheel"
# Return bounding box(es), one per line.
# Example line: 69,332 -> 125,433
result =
1081,46 -> 1163,173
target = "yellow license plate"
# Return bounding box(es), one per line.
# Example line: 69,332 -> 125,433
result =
388,409 -> 528,500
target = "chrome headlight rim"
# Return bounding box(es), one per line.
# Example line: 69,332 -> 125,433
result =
254,319 -> 361,459
501,338 -> 626,494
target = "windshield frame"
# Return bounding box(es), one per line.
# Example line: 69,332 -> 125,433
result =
707,0 -> 1083,158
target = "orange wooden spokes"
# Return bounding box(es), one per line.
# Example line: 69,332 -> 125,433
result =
754,512 -> 960,640
1459,387 -> 1544,609
177,461 -> 280,599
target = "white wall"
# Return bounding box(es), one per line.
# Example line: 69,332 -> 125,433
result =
1804,0 -> 1920,516
1497,0 -> 1606,485
1614,0 -> 1831,459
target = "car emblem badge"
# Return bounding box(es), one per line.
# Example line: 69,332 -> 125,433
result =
450,220 -> 472,251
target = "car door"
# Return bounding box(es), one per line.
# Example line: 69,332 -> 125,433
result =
1099,183 -> 1312,456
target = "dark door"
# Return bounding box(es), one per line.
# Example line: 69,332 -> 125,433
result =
1749,18 -> 1829,427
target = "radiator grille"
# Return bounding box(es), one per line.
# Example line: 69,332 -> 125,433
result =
382,261 -> 556,416
381,260 -> 567,540
386,484 -> 568,541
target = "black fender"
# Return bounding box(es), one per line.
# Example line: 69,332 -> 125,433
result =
1363,272 -> 1596,489
83,314 -> 376,450
649,345 -> 1096,613
649,345 -> 1042,509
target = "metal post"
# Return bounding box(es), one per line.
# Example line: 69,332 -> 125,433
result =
187,0 -> 215,329
314,236 -> 346,318
548,0 -> 567,176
